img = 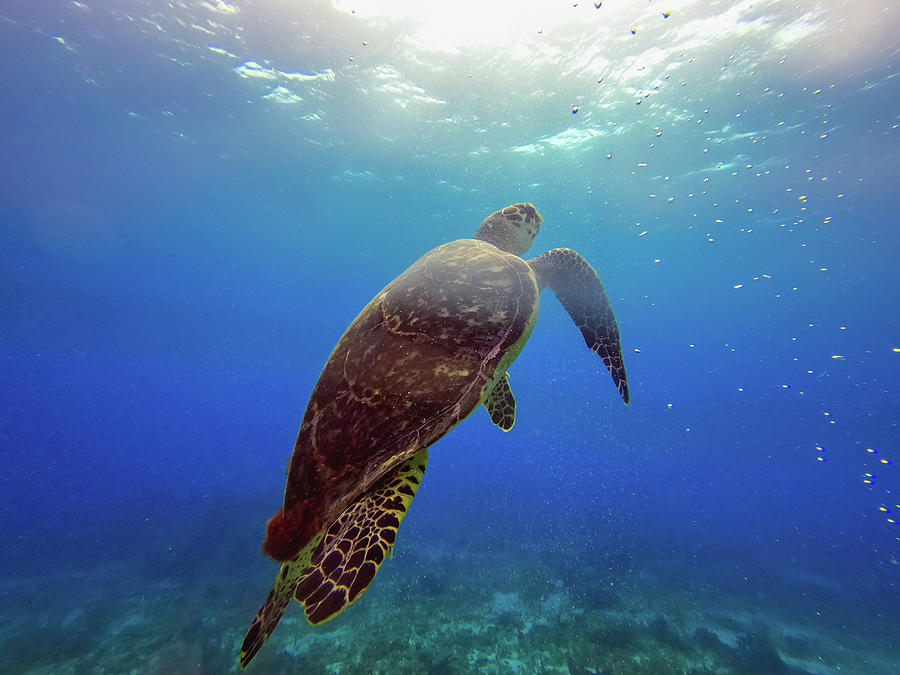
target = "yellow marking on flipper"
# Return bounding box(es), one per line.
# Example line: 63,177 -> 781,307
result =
292,448 -> 429,625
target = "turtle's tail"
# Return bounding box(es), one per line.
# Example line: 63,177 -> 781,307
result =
239,532 -> 323,668
238,559 -> 302,668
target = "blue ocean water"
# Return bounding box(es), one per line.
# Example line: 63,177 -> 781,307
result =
1,0 -> 898,672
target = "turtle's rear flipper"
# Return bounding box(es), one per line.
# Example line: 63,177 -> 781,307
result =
239,556 -> 308,668
529,248 -> 629,404
294,448 -> 429,624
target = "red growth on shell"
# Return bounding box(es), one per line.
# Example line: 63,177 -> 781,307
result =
262,505 -> 320,562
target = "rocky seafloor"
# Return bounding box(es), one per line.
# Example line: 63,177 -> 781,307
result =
3,530 -> 897,675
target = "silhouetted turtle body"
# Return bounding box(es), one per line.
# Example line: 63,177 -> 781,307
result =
239,203 -> 629,668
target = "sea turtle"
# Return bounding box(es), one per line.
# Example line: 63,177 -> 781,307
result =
239,203 -> 629,667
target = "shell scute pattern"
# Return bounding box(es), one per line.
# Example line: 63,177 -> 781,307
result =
381,240 -> 534,356
296,240 -> 537,499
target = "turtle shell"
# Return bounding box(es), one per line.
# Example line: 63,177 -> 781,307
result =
263,238 -> 540,561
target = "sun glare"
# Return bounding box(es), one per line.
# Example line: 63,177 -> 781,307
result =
330,0 -> 637,53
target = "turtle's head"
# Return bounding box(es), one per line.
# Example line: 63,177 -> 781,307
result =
474,203 -> 542,256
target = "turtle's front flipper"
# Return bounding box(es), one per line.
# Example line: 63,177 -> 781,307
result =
528,248 -> 629,404
294,449 -> 428,624
483,373 -> 516,431
239,537 -> 320,669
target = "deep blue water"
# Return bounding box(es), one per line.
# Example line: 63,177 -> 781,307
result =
1,1 -> 899,673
